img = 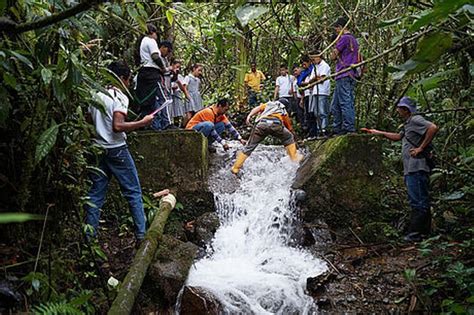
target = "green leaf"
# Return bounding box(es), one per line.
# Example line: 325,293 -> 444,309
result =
407,69 -> 458,96
439,191 -> 465,201
166,9 -> 174,26
70,291 -> 93,306
127,6 -> 147,32
0,213 -> 44,224
9,50 -> 33,69
378,17 -> 404,28
391,32 -> 453,80
2,72 -> 16,88
411,0 -> 471,31
235,5 -> 269,26
41,67 -> 52,85
35,122 -> 59,164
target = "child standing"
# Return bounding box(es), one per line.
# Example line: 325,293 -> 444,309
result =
170,60 -> 190,127
183,64 -> 204,126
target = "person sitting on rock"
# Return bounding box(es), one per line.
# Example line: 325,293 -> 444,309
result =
231,98 -> 303,175
361,96 -> 439,242
185,98 -> 246,152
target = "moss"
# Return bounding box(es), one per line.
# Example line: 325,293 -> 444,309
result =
294,134 -> 386,232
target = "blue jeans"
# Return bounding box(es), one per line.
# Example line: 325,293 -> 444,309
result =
193,121 -> 225,143
85,145 -> 146,240
404,171 -> 431,234
248,90 -> 261,107
150,82 -> 171,131
310,95 -> 329,134
331,76 -> 356,134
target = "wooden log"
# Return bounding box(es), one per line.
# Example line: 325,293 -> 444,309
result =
108,194 -> 177,315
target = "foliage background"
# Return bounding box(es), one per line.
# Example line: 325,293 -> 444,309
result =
0,0 -> 472,313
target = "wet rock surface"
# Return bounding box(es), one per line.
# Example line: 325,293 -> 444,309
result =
186,212 -> 220,246
142,235 -> 199,308
179,286 -> 223,315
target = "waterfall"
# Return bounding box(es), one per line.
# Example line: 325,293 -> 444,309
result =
185,143 -> 327,314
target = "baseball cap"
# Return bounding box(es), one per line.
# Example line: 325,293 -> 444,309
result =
397,96 -> 417,113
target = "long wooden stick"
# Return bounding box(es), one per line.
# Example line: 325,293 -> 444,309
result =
300,28 -> 432,92
108,194 -> 177,315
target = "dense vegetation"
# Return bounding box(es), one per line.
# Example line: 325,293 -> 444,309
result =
0,0 -> 472,313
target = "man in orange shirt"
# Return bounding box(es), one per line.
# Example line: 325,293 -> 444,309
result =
231,98 -> 303,174
186,98 -> 245,151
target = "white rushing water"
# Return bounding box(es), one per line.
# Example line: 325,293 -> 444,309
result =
185,143 -> 327,314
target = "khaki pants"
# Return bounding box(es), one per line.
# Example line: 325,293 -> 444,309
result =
243,119 -> 294,156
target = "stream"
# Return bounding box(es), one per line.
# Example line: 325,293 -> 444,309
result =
182,143 -> 327,314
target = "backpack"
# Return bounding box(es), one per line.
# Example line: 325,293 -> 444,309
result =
348,35 -> 365,80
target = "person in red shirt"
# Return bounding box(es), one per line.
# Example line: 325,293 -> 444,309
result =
231,98 -> 303,174
186,98 -> 245,151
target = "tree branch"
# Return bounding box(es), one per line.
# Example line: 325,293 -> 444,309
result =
0,0 -> 102,34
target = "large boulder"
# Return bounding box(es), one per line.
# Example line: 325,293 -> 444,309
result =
132,130 -> 215,238
293,134 -> 385,232
132,130 -> 208,192
142,235 -> 199,308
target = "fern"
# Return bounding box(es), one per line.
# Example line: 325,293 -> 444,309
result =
32,301 -> 84,315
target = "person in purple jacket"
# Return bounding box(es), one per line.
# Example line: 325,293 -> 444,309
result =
330,16 -> 359,135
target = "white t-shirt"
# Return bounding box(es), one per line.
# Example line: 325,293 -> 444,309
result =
303,70 -> 313,97
140,36 -> 160,69
312,60 -> 331,95
275,75 -> 292,98
89,87 -> 128,148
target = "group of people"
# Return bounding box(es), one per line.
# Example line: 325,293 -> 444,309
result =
135,24 -> 204,131
84,17 -> 438,245
245,16 -> 360,139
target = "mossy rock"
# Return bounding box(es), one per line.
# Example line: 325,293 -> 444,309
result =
131,130 -> 215,238
293,134 -> 385,232
142,235 -> 199,308
131,130 -> 208,192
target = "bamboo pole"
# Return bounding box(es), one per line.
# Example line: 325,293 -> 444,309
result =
108,194 -> 177,315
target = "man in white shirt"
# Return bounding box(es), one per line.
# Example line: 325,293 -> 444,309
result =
302,52 -> 331,136
274,64 -> 293,114
86,61 -> 154,242
136,25 -> 174,130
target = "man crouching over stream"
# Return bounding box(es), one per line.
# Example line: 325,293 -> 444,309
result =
362,97 -> 439,242
231,98 -> 303,175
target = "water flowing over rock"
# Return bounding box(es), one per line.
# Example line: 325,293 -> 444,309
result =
182,143 -> 327,314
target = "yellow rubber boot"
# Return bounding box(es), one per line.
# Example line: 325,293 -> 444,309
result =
231,152 -> 248,174
285,143 -> 303,162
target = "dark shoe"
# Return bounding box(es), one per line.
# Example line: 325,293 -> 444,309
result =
403,232 -> 423,243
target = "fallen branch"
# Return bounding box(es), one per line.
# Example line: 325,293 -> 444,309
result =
300,28 -> 432,91
108,194 -> 177,315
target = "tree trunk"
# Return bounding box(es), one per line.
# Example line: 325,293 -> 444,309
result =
108,194 -> 177,315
